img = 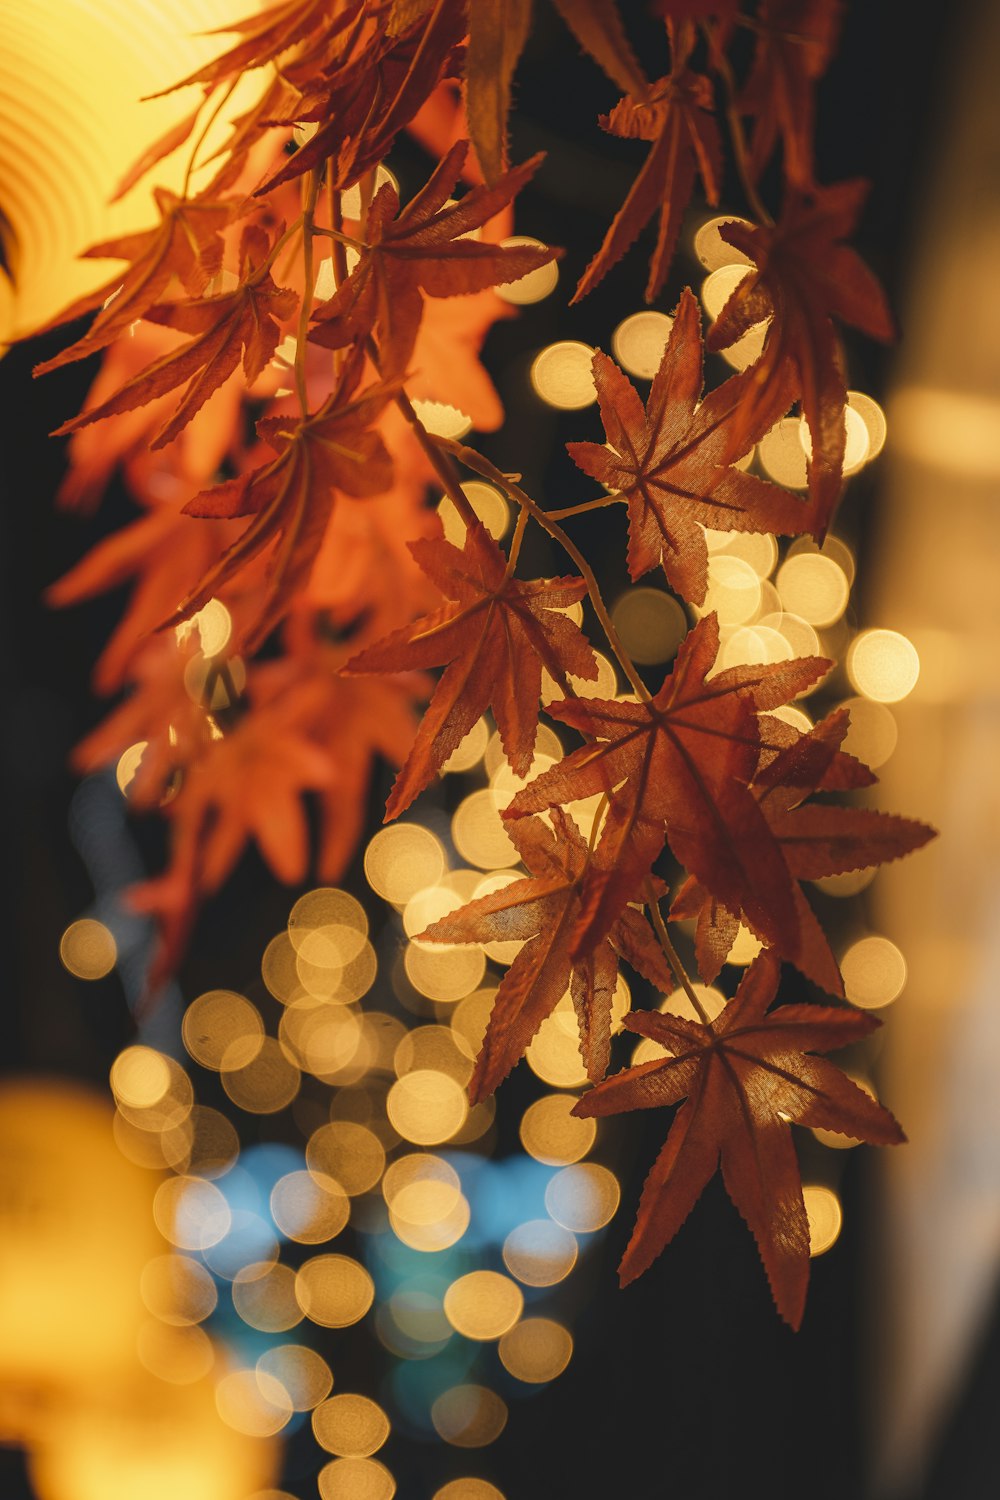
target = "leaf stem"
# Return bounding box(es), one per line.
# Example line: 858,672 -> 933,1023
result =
545,495 -> 623,521
442,441 -> 652,704
182,78 -> 239,199
644,881 -> 711,1024
503,507 -> 529,581
708,33 -> 774,229
294,172 -> 322,414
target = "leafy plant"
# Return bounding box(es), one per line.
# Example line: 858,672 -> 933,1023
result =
36,0 -> 933,1326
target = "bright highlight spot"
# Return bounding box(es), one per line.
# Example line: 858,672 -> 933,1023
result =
847,630 -> 920,702
444,1271 -> 523,1341
544,1164 -> 619,1233
495,237 -> 558,304
804,1185 -> 843,1256
498,1317 -> 573,1383
530,341 -> 597,409
365,825 -> 446,906
611,311 -> 673,379
313,1394 -> 390,1457
59,918 -> 116,979
841,935 -> 907,1009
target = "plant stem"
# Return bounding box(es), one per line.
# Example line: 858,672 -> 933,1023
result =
545,496 -> 623,521
294,172 -> 321,414
644,882 -> 711,1024
708,35 -> 773,229
181,78 -> 239,199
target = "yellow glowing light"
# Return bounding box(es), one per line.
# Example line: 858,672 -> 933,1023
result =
410,400 -> 473,439
813,868 -> 877,898
726,925 -> 763,967
716,532 -> 779,579
341,166 -> 398,220
699,554 -> 762,626
59,917 -> 116,979
530,341 -> 597,409
383,1152 -> 460,1211
438,482 -> 511,548
221,1038 -> 300,1114
444,1271 -> 523,1341
756,610 -> 821,662
404,941 -> 486,1002
846,390 -> 887,461
837,696 -> 897,768
693,215 -> 753,271
395,1025 -> 473,1086
519,1093 -> 596,1164
525,1010 -> 589,1089
313,1394 -> 390,1457
307,1122 -> 385,1196
498,1318 -> 573,1383
610,587 -> 686,664
452,790 -> 520,868
770,704 -> 813,734
544,1164 -> 620,1233
116,740 -> 148,795
719,625 -> 793,671
404,884 -> 467,943
112,1109 -> 179,1170
288,888 -> 367,956
386,1070 -> 469,1144
664,983 -> 726,1023
153,1177 -> 230,1253
798,404 -> 870,474
233,1262 -> 303,1334
495,236 -> 559,304
786,534 -> 856,586
216,1368 -> 292,1438
295,1254 -> 375,1328
450,987 -> 496,1060
701,263 -> 750,321
162,1104 -> 239,1179
140,1254 -> 217,1327
775,554 -> 850,627
318,1458 -> 396,1500
757,417 -> 809,489
847,629 -> 920,703
442,715 -> 491,773
301,941 -> 377,1006
261,932 -> 306,1005
176,598 -> 232,657
279,1002 -> 362,1079
432,1386 -> 508,1448
804,1185 -> 843,1256
434,1485 -> 504,1500
270,1170 -> 349,1244
840,935 -> 907,1009
110,1045 -> 171,1110
540,648 -> 617,705
182,990 -> 264,1072
136,1319 -> 214,1385
812,1076 -> 878,1149
485,723 -> 562,778
390,1193 -> 470,1253
611,311 -> 674,379
257,1345 -> 332,1413
183,652 -> 246,709
490,752 -> 557,809
364,824 -> 446,906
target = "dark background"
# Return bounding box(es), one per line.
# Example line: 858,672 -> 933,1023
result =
0,4 -> 981,1497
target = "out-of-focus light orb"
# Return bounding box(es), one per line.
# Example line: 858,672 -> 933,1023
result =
693,215 -> 753,271
59,917 -> 116,979
495,236 -> 559,303
295,1254 -> 375,1328
699,554 -> 762,626
232,1262 -> 303,1333
798,403 -> 871,474
313,1393 -> 390,1457
386,1070 -> 469,1144
341,166 -> 398,219
812,1076 -> 878,1149
485,723 -> 562,778
221,1038 -> 300,1114
775,554 -> 850,627
770,703 -> 813,734
756,610 -> 821,664
383,1152 -> 462,1217
318,1458 -> 396,1500
182,989 -> 264,1072
183,651 -> 246,709
838,696 -> 898,767
176,598 -> 231,657
163,1104 -> 239,1179
525,1011 -> 589,1089
404,941 -> 486,1003
257,1344 -> 332,1412
288,888 -> 368,959
136,1318 -> 214,1385
812,867 -> 877,898
434,1483 -> 505,1500
540,649 -> 618,707
847,629 -> 920,703
216,1368 -> 292,1438
701,263 -> 750,320
611,310 -> 673,379
452,790 -> 520,868
502,1219 -> 578,1286
519,1093 -> 596,1164
664,983 -> 726,1023
271,1169 -> 350,1244
431,1385 -> 508,1447
116,740 -> 148,795
442,715 -> 491,773
718,625 -> 793,671
757,417 -> 809,490
786,533 -> 856,587
154,1176 -> 230,1252
803,1185 -> 843,1257
395,1025 -> 473,1086
410,400 -> 473,439
726,925 -> 763,966
365,824 -> 446,906
711,531 -> 778,579
444,1271 -> 523,1341
498,1318 -> 573,1383
840,935 -> 907,1009
110,1045 -> 171,1109
306,1122 -> 385,1196
610,587 -> 686,663
530,341 -> 597,409
846,390 -> 887,461
544,1164 -> 620,1233
404,884 -> 468,943
141,1253 -> 217,1327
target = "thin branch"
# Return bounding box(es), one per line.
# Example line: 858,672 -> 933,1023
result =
644,881 -> 711,1025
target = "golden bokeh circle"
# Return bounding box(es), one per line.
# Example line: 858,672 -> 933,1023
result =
498,1317 -> 573,1383
295,1254 -> 375,1328
313,1393 -> 390,1457
443,1271 -> 523,1341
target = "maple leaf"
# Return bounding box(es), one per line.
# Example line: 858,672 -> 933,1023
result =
706,183 -> 894,535
573,44 -> 722,303
416,809 -> 675,1100
739,0 -> 843,186
344,518 -> 599,819
567,288 -> 817,602
158,0 -> 358,92
32,188 -> 232,375
308,141 -> 556,378
505,613 -> 831,963
671,710 -> 935,991
51,226 -> 296,449
178,352 -> 397,650
573,950 -> 905,1326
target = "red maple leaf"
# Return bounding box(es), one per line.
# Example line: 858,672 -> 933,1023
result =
574,38 -> 722,302
308,141 -> 556,378
573,950 -> 905,1326
739,0 -> 843,186
567,287 -> 817,601
505,613 -> 829,963
706,182 -> 894,535
416,808 -> 675,1100
672,710 -> 935,991
344,518 -> 599,819
51,225 -> 297,449
177,351 -> 397,650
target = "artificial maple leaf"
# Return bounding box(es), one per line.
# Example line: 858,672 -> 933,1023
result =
567,288 -> 817,601
672,711 -> 935,991
344,518 -> 599,819
160,0 -> 358,93
32,188 -> 232,375
574,950 -> 904,1324
506,612 -> 830,962
178,352 -> 396,649
706,182 -> 894,535
573,43 -> 722,302
416,809 -> 675,1100
309,141 -> 556,378
739,0 -> 843,186
51,225 -> 296,449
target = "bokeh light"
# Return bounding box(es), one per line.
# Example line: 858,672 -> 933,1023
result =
847,629 -> 920,702
59,918 -> 116,979
529,341 -> 597,408
498,1318 -> 573,1383
840,935 -> 908,1009
803,1185 -> 843,1256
